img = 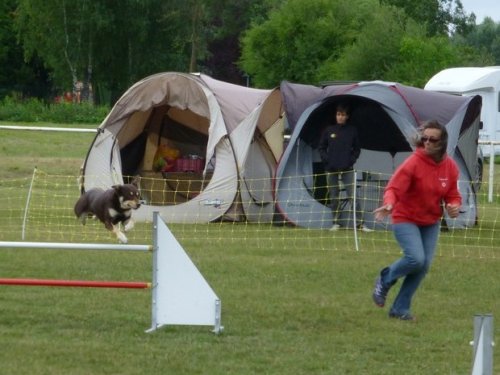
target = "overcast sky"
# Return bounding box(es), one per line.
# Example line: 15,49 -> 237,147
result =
459,0 -> 500,23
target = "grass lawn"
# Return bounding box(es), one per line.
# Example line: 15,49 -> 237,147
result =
0,123 -> 498,374
0,122 -> 96,177
0,246 -> 498,374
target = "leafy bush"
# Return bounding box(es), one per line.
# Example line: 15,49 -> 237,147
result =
0,96 -> 109,124
0,96 -> 46,122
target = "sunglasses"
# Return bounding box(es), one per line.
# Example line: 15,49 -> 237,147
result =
421,136 -> 440,144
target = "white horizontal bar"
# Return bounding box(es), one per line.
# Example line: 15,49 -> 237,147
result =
0,125 -> 97,133
478,140 -> 500,145
0,241 -> 152,252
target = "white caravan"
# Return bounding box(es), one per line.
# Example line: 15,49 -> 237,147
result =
425,66 -> 500,154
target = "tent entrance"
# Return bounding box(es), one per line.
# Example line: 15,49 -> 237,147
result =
300,97 -> 411,153
302,97 -> 411,209
275,93 -> 415,229
122,105 -> 214,207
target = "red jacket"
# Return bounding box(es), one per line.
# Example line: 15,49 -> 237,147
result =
383,148 -> 462,225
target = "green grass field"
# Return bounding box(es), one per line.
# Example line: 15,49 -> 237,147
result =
0,123 -> 499,374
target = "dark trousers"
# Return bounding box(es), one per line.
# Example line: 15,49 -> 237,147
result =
326,170 -> 363,225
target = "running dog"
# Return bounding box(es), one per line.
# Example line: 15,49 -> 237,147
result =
74,183 -> 141,243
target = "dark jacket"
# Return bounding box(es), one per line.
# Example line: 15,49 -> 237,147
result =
318,123 -> 361,172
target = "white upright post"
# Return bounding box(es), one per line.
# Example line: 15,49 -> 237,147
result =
471,314 -> 494,375
352,170 -> 359,252
147,212 -> 222,334
488,143 -> 494,203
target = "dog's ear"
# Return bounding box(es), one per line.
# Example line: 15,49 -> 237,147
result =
130,175 -> 141,188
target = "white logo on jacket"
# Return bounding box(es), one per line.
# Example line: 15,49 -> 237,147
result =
439,177 -> 448,188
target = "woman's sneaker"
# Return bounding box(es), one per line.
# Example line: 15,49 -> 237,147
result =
359,224 -> 374,232
372,276 -> 390,307
389,312 -> 416,321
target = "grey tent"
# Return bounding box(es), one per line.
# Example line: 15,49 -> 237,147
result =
275,80 -> 482,230
80,72 -> 284,223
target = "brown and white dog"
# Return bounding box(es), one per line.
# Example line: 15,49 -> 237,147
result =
74,184 -> 141,243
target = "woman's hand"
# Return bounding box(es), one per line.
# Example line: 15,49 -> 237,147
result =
446,203 -> 460,218
373,204 -> 393,222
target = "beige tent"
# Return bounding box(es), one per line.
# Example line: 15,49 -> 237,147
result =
80,72 -> 284,223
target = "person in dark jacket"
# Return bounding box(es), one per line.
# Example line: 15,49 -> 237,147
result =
318,103 -> 372,232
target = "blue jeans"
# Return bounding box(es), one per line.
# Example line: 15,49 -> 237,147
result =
380,222 -> 440,315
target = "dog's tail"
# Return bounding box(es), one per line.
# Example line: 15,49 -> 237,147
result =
73,195 -> 86,218
77,173 -> 85,195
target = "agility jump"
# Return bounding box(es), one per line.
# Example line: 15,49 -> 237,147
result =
0,212 -> 223,334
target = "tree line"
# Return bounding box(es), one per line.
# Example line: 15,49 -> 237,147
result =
1,0 -> 500,106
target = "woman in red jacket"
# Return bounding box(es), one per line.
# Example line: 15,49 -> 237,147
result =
372,120 -> 462,321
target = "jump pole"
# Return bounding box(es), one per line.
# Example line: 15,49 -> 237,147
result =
0,241 -> 152,252
0,278 -> 150,289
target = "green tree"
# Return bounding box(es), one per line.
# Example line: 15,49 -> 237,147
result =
380,0 -> 475,36
0,0 -> 19,96
15,0 -> 97,99
14,0 -> 201,104
322,5 -> 489,87
203,0 -> 283,84
384,36 -> 462,87
318,5 -> 408,82
240,0 -> 375,87
241,0 -> 489,88
13,0 -> 277,103
460,17 -> 500,64
89,0 -> 194,102
0,0 -> 51,99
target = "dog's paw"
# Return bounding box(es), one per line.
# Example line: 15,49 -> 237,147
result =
124,219 -> 135,232
116,231 -> 128,244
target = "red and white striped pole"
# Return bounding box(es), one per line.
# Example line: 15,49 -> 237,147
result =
0,278 -> 151,289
